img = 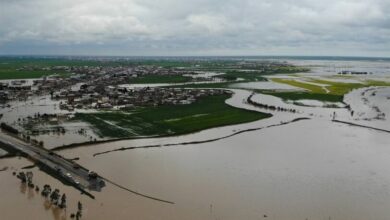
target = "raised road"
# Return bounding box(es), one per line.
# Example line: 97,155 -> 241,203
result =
0,131 -> 105,198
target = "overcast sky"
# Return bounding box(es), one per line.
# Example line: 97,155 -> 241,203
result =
0,0 -> 389,57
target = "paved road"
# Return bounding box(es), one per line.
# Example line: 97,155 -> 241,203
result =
0,131 -> 105,197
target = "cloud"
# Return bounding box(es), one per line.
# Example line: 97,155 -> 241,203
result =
187,14 -> 228,34
0,0 -> 389,56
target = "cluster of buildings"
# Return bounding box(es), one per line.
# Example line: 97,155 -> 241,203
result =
0,65 -> 205,103
0,61 -> 298,104
0,80 -> 34,102
338,70 -> 372,75
231,61 -> 305,73
57,86 -> 229,110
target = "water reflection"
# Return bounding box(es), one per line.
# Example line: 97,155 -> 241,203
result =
51,206 -> 67,220
19,182 -> 27,194
27,186 -> 35,200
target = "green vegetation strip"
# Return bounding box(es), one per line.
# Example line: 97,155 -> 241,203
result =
271,78 -> 327,93
75,94 -> 271,138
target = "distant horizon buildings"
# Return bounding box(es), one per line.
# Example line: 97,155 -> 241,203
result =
0,54 -> 390,60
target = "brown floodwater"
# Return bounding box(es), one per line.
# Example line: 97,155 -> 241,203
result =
1,118 -> 390,220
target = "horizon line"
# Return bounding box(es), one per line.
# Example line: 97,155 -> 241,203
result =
0,54 -> 390,59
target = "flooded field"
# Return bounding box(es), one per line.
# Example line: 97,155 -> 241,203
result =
0,95 -> 101,149
344,87 -> 390,130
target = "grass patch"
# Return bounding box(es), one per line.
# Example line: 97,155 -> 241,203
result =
365,80 -> 390,87
271,78 -> 326,93
307,79 -> 363,95
75,94 -> 271,138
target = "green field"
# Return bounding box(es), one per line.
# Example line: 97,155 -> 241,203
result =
0,69 -> 70,80
268,77 -> 390,102
271,78 -> 327,93
307,79 -> 365,95
75,94 -> 271,138
0,58 -> 76,79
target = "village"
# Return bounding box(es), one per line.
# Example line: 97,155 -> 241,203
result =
0,64 -> 210,104
9,86 -> 229,145
0,63 -> 231,114
0,60 -> 304,105
57,86 -> 228,111
0,63 -> 237,145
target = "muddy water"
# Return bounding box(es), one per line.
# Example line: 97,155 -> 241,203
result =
0,157 -> 174,220
2,118 -> 390,220
0,95 -> 102,148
